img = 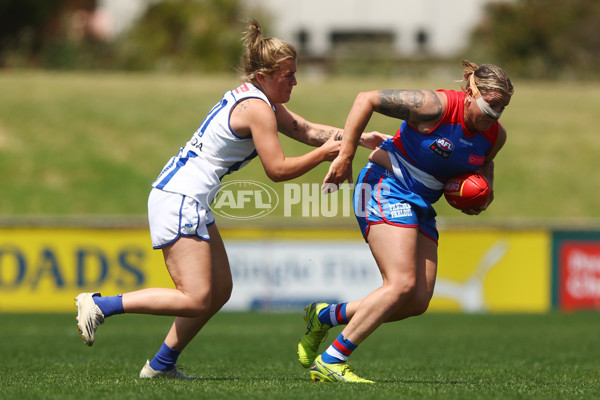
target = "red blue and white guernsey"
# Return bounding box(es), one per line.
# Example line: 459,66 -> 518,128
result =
380,89 -> 499,204
152,82 -> 273,209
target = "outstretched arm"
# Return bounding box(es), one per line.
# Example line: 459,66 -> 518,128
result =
232,99 -> 341,182
276,104 -> 390,149
322,89 -> 445,190
276,104 -> 342,146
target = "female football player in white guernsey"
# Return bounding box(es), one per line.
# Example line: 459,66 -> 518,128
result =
74,18 -> 387,379
298,61 -> 513,383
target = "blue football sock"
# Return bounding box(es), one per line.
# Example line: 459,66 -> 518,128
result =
321,333 -> 358,364
149,342 -> 181,371
92,294 -> 124,317
318,303 -> 348,327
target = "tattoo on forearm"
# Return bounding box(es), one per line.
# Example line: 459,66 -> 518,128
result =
315,129 -> 341,142
280,118 -> 341,145
314,129 -> 327,142
375,89 -> 442,121
279,118 -> 310,142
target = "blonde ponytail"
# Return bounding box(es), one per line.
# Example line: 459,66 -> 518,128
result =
238,18 -> 297,84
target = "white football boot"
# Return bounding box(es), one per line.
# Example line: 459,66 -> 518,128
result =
75,292 -> 105,346
139,360 -> 199,379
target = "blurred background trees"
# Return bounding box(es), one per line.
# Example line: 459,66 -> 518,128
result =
0,0 -> 111,69
114,0 -> 250,72
469,0 -> 600,79
0,0 -> 255,72
0,0 -> 599,79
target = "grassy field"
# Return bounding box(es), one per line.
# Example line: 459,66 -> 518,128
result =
1,72 -> 598,399
1,71 -> 599,226
0,311 -> 598,399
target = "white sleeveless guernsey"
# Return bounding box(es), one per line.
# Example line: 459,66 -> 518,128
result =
152,82 -> 273,209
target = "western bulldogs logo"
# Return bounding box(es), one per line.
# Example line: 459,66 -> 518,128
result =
429,138 -> 454,159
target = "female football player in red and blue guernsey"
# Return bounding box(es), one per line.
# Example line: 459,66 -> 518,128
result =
74,18 -> 386,380
298,61 -> 514,383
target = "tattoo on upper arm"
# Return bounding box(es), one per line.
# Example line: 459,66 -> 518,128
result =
375,89 -> 442,122
236,99 -> 250,112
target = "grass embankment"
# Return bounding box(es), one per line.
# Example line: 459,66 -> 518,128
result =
0,71 -> 598,226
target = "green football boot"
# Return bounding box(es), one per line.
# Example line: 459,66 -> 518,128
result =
297,302 -> 331,368
309,355 -> 374,383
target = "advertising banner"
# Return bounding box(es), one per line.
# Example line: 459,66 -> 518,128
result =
225,229 -> 551,313
553,231 -> 600,311
0,227 -> 551,313
433,229 -> 550,313
0,228 -> 169,312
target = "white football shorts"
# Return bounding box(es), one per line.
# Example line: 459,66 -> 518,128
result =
148,188 -> 214,249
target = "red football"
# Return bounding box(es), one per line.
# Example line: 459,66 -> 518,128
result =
443,173 -> 490,210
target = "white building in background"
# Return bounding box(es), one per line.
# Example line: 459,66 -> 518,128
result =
99,0 -> 506,58
244,0 -> 503,58
97,0 -> 150,37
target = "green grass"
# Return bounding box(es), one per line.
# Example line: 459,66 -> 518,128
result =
1,312 -> 598,399
1,71 -> 599,224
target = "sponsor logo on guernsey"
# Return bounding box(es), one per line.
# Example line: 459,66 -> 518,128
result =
429,138 -> 454,159
234,83 -> 250,93
468,154 -> 485,166
459,138 -> 474,146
